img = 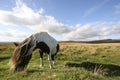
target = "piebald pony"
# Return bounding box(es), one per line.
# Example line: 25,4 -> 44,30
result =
9,32 -> 59,72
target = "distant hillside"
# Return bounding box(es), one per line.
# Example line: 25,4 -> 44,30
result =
59,39 -> 120,43
0,42 -> 13,45
85,39 -> 120,43
0,39 -> 120,44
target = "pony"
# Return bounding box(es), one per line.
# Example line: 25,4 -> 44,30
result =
9,32 -> 60,72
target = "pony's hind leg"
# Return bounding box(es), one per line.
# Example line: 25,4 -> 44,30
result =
48,54 -> 53,69
39,50 -> 44,68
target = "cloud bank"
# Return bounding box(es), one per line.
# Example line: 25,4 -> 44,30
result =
0,0 -> 71,34
63,22 -> 120,40
0,0 -> 120,41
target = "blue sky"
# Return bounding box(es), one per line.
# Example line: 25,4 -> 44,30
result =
0,0 -> 120,42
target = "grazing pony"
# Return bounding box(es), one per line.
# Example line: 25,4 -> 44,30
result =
9,32 -> 60,72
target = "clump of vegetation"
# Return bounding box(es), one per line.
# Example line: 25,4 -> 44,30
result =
92,65 -> 108,76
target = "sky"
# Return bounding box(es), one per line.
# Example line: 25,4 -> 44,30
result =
0,0 -> 120,42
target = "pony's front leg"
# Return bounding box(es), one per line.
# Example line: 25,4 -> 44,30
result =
40,58 -> 43,68
51,54 -> 55,67
48,54 -> 53,69
39,50 -> 44,68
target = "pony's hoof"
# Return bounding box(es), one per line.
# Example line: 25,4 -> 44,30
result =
40,65 -> 44,68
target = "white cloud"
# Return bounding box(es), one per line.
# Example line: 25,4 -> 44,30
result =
115,3 -> 120,14
38,8 -> 44,14
0,0 -> 70,34
0,29 -> 31,42
83,0 -> 108,18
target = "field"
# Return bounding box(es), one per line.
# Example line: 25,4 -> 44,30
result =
0,42 -> 120,80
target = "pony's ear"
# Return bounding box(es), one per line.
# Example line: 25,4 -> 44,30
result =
14,42 -> 19,46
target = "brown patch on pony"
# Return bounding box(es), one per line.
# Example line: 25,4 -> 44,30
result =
9,38 -> 32,72
15,54 -> 32,71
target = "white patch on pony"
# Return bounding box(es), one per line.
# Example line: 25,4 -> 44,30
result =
34,32 -> 58,54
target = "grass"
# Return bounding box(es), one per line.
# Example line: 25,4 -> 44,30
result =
0,42 -> 120,80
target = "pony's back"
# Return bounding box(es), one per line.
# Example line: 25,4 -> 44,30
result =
33,32 -> 58,53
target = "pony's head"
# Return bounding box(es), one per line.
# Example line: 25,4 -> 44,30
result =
9,38 -> 33,72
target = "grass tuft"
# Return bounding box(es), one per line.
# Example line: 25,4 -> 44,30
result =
92,65 -> 108,76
